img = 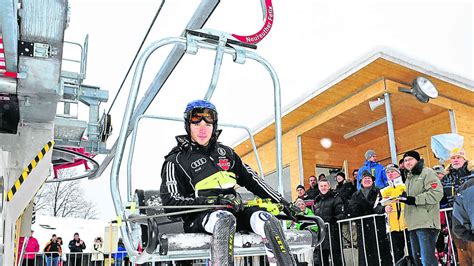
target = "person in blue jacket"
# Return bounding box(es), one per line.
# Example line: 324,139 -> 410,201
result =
113,238 -> 127,266
453,177 -> 474,239
356,149 -> 388,190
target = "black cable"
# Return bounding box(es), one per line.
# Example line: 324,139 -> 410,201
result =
107,0 -> 166,115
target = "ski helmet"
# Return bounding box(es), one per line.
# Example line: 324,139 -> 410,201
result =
183,99 -> 218,136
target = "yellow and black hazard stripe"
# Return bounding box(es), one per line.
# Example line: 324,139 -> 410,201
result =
7,141 -> 54,202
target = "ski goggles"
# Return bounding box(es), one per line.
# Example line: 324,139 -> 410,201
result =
186,108 -> 218,124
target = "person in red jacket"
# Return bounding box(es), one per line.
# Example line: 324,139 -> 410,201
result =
18,230 -> 40,266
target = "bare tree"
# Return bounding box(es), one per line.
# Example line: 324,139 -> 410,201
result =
35,180 -> 98,219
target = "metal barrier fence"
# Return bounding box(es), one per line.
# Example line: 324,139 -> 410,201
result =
19,251 -> 130,266
18,208 -> 459,265
314,222 -> 337,266
19,252 -> 276,266
331,208 -> 458,266
336,213 -> 391,266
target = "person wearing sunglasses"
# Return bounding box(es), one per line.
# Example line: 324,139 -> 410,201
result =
160,99 -> 299,266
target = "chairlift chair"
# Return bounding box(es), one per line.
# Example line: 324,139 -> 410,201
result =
109,7 -> 325,264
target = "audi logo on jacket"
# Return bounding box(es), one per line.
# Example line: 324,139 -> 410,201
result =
160,134 -> 282,219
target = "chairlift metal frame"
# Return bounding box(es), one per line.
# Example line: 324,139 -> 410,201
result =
110,30 -> 297,263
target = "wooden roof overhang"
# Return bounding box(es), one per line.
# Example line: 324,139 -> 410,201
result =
234,53 -> 474,156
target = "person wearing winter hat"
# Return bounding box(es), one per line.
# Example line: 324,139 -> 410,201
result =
361,170 -> 375,181
335,171 -> 345,185
400,150 -> 443,266
334,172 -> 345,194
442,147 -> 474,265
335,172 -> 356,205
355,149 -> 388,190
381,163 -> 410,264
347,170 -> 391,265
286,198 -> 316,230
432,165 -> 445,179
295,184 -> 308,201
441,148 -> 473,207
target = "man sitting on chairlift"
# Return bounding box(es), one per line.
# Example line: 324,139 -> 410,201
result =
160,99 -> 299,266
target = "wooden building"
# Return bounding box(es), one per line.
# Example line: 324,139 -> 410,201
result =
233,50 -> 474,198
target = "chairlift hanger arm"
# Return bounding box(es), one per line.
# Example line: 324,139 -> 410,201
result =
185,29 -> 253,101
93,0 -> 221,180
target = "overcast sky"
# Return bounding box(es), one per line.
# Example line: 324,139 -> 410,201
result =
64,0 -> 473,219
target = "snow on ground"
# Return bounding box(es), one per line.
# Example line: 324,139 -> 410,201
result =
32,215 -> 110,252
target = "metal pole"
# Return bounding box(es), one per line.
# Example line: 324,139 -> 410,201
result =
361,219 -> 368,265
384,93 -> 397,164
17,236 -> 29,266
246,52 -> 284,196
349,222 -> 355,266
297,136 -> 304,185
0,0 -> 19,71
372,216 -> 381,266
338,222 -> 344,266
327,223 -> 334,265
448,109 -> 458,134
443,208 -> 457,265
204,35 -> 226,100
386,216 -> 396,266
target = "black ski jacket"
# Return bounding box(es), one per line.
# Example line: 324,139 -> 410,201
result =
306,186 -> 319,199
160,134 -> 283,215
347,186 -> 391,266
441,162 -> 474,207
312,190 -> 345,254
313,190 -> 345,224
68,239 -> 86,252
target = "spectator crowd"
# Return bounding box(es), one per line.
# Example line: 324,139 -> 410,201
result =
292,148 -> 474,265
18,232 -> 128,266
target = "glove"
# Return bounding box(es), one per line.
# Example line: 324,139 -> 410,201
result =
207,194 -> 243,212
309,225 -> 319,232
398,192 -> 416,206
281,199 -> 300,221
